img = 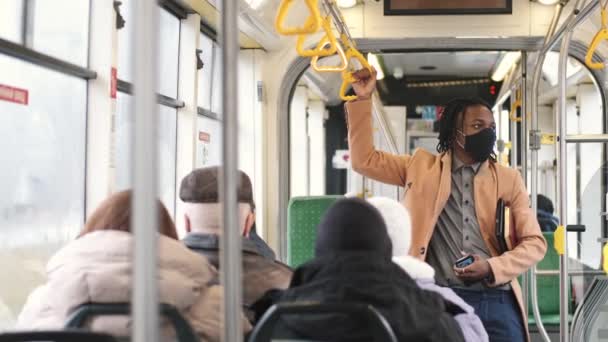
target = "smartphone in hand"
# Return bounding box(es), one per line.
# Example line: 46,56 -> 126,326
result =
454,255 -> 475,269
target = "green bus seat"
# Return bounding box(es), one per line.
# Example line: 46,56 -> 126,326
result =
520,232 -> 573,327
287,196 -> 342,267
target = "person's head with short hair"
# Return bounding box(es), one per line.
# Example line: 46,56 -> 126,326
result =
78,190 -> 178,239
437,97 -> 497,164
367,197 -> 411,257
314,198 -> 392,259
180,166 -> 255,237
537,194 -> 554,214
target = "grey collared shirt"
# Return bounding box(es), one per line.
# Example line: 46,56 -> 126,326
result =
426,157 -> 507,290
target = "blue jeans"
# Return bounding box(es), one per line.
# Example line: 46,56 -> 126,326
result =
452,288 -> 525,342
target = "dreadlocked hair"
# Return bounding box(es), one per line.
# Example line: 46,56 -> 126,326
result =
436,97 -> 493,154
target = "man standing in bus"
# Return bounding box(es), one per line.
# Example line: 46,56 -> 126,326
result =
345,68 -> 546,342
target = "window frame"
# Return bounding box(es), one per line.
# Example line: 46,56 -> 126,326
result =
197,26 -> 221,119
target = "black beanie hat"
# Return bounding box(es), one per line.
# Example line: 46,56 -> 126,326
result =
314,198 -> 392,258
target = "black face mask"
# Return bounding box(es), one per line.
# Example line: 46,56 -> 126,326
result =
458,128 -> 496,162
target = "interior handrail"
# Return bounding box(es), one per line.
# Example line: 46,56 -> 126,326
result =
529,2 -> 567,342
556,1 -> 587,341
275,0 -> 322,36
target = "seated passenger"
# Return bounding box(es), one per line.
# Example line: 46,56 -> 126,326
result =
179,167 -> 292,319
16,190 -> 251,341
536,194 -> 558,232
367,196 -> 488,342
254,198 -> 465,342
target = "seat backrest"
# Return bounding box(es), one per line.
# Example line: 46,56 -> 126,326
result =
248,302 -> 398,342
536,231 -> 561,315
64,303 -> 198,342
522,232 -> 572,317
287,196 -> 342,267
0,331 -> 120,342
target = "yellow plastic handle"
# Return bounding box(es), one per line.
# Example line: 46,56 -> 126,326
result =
586,29 -> 608,69
509,89 -> 522,122
340,72 -> 357,101
311,37 -> 348,72
339,47 -> 373,101
509,99 -> 522,122
603,243 -> 608,274
586,8 -> 608,69
554,225 -> 565,256
296,17 -> 338,57
275,0 -> 321,36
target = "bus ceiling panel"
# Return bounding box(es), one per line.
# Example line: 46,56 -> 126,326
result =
180,0 -> 265,49
381,52 -> 501,78
0,37 -> 96,80
356,37 -> 545,53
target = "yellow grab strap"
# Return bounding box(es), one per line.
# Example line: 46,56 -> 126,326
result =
339,47 -> 372,101
275,0 -> 321,36
554,225 -> 565,256
311,36 -> 348,72
509,88 -> 522,122
296,17 -> 338,57
586,8 -> 608,69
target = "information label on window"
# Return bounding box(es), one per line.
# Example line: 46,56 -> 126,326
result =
199,131 -> 210,142
110,67 -> 117,99
0,84 -> 29,105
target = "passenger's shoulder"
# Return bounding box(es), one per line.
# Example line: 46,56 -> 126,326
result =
408,148 -> 441,168
411,148 -> 438,160
493,162 -> 520,179
158,235 -> 218,281
273,260 -> 294,274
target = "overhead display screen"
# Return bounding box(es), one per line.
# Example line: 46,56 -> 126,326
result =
385,0 -> 512,15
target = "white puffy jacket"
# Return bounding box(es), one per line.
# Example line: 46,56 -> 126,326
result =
16,230 -> 251,341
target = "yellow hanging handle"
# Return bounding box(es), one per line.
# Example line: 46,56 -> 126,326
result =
603,242 -> 608,274
586,7 -> 608,69
554,225 -> 565,256
275,0 -> 322,36
296,17 -> 339,57
509,88 -> 522,122
311,36 -> 348,72
339,46 -> 372,101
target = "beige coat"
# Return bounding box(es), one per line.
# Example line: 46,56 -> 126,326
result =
346,99 -> 547,339
16,231 -> 251,340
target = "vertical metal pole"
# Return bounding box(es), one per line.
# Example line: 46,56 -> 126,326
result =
131,1 -> 159,342
530,4 -> 564,341
220,0 -> 243,339
520,52 -> 529,321
558,19 -> 575,342
511,88 -> 518,170
521,52 -> 528,187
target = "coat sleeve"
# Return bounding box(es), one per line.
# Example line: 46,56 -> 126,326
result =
345,99 -> 412,187
486,173 -> 547,286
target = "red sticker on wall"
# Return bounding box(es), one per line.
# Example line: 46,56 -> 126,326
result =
0,84 -> 29,105
110,67 -> 117,99
199,132 -> 211,142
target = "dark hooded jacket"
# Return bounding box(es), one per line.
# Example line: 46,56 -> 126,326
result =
253,198 -> 465,342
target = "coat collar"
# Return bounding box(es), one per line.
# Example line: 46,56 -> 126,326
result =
182,233 -> 262,256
